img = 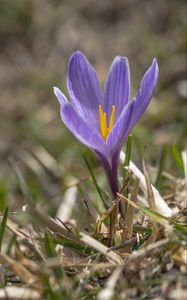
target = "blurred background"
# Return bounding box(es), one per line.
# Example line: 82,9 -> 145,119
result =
0,0 -> 186,213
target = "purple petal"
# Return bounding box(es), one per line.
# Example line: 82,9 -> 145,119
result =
95,150 -> 119,197
60,103 -> 108,158
129,58 -> 159,127
67,51 -> 103,130
106,58 -> 159,157
53,87 -> 68,106
103,56 -> 130,121
106,101 -> 135,156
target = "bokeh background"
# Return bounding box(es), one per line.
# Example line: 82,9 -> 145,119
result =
0,0 -> 186,212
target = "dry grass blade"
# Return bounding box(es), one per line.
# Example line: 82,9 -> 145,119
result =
16,148 -> 44,177
121,178 -> 139,251
143,158 -> 156,211
79,181 -> 101,224
109,237 -> 138,252
31,207 -> 74,239
142,158 -> 158,243
6,218 -> 30,239
33,145 -> 61,178
0,287 -> 40,299
120,151 -> 172,217
97,266 -> 123,300
124,238 -> 170,265
109,202 -> 118,247
0,254 -> 42,291
95,195 -> 122,236
42,259 -> 114,270
80,232 -> 123,265
56,184 -> 77,223
31,207 -> 122,263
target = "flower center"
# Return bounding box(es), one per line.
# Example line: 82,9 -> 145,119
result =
99,105 -> 115,141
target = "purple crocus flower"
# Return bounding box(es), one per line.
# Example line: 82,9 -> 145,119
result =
54,51 -> 159,198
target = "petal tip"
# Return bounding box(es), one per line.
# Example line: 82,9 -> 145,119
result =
114,55 -> 129,65
53,86 -> 58,94
53,86 -> 60,98
53,86 -> 68,105
152,57 -> 159,72
147,58 -> 159,83
69,50 -> 86,63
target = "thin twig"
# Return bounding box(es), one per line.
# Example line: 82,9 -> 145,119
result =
108,237 -> 138,251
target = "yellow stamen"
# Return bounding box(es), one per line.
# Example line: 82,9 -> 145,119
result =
99,105 -> 115,141
109,105 -> 115,131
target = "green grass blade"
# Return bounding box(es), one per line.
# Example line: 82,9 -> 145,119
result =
41,274 -> 60,299
123,134 -> 132,181
155,146 -> 167,189
53,237 -> 96,255
172,145 -> 185,176
82,154 -> 105,204
138,204 -> 168,221
122,135 -> 132,215
119,193 -> 169,224
0,180 -> 7,213
173,222 -> 187,236
133,225 -> 152,235
0,206 -> 8,252
44,232 -> 56,257
6,234 -> 17,256
44,232 -> 64,280
9,159 -> 41,234
9,158 -> 33,205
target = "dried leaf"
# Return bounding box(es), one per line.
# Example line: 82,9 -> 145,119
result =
0,287 -> 40,299
120,151 -> 172,217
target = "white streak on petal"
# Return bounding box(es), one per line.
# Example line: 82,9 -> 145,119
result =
53,86 -> 68,105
